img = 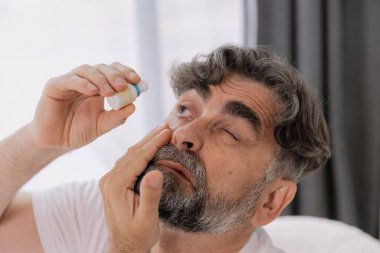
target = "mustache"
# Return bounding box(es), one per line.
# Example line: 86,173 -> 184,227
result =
152,144 -> 205,174
134,144 -> 205,194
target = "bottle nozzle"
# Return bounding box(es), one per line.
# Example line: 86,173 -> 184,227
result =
138,80 -> 149,93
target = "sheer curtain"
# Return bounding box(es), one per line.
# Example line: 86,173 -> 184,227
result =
0,0 -> 244,190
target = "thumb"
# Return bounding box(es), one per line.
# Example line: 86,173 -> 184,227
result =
137,170 -> 163,220
98,103 -> 136,135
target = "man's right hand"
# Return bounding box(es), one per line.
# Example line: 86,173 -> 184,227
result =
1,62 -> 143,253
32,62 -> 140,150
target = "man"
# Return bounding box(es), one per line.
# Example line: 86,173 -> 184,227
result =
0,45 -> 331,253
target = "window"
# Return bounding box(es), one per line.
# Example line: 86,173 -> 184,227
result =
0,0 -> 243,190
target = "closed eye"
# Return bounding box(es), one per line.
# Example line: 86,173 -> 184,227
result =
223,129 -> 239,141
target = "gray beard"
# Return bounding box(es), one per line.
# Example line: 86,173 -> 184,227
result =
140,145 -> 268,234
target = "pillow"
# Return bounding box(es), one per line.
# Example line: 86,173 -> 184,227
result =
264,216 -> 380,253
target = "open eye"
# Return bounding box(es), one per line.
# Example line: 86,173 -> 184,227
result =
177,104 -> 190,117
223,129 -> 239,141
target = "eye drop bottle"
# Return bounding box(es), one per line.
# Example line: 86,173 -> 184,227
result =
107,80 -> 149,110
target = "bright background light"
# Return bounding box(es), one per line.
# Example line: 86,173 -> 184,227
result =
0,0 -> 249,190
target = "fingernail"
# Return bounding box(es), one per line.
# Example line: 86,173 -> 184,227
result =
148,176 -> 162,189
128,71 -> 139,79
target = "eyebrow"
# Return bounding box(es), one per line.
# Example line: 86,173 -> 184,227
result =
222,100 -> 262,136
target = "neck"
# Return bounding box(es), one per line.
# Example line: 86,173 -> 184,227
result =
151,224 -> 256,253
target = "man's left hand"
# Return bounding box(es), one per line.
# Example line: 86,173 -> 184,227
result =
99,124 -> 171,253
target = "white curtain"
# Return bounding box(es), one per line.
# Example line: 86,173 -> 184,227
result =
0,0 -> 245,190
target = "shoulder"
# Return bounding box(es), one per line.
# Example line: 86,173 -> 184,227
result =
240,227 -> 286,253
32,180 -> 108,253
32,180 -> 105,222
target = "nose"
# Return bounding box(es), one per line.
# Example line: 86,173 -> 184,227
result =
170,120 -> 203,152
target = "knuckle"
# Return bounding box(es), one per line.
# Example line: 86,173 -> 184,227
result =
109,72 -> 123,81
99,171 -> 122,194
99,174 -> 110,192
94,63 -> 108,69
75,77 -> 91,87
110,61 -> 122,67
113,155 -> 132,169
86,66 -> 103,77
92,74 -> 108,84
98,65 -> 123,81
45,76 -> 59,86
114,158 -> 124,168
127,145 -> 140,154
45,74 -> 69,89
73,64 -> 91,72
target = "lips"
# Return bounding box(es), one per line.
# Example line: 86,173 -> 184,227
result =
155,160 -> 195,186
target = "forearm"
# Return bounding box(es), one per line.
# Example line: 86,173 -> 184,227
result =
0,123 -> 66,217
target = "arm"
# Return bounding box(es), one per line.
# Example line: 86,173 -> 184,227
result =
0,124 -> 63,217
0,124 -> 64,252
0,63 -> 141,251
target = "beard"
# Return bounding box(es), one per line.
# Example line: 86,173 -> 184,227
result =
136,144 -> 269,234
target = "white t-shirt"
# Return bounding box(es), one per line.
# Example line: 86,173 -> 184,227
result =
32,181 -> 285,253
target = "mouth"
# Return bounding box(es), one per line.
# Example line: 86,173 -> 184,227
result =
155,160 -> 195,186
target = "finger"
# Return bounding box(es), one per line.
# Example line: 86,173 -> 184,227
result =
44,74 -> 98,100
113,129 -> 172,189
125,128 -> 171,182
129,123 -> 169,151
125,128 -> 172,170
71,64 -> 116,97
94,63 -> 130,93
97,104 -> 136,136
137,170 -> 163,221
110,62 -> 141,84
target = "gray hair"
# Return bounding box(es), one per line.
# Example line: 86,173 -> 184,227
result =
170,44 -> 331,182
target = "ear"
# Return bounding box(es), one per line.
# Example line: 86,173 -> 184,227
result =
251,179 -> 297,227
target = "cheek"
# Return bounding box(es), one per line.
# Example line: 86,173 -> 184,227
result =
201,143 -> 275,200
201,146 -> 254,196
201,146 -> 226,181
